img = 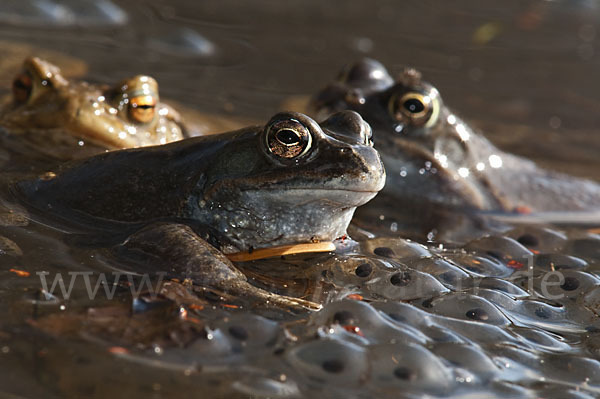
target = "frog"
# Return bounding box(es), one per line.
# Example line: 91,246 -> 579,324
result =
0,56 -> 188,163
308,58 -> 600,239
10,110 -> 385,311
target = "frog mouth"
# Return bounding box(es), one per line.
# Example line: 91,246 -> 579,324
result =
245,187 -> 381,207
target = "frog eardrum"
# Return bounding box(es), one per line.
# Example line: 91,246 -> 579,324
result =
265,117 -> 313,159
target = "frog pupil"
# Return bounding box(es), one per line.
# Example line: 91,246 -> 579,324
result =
276,129 -> 301,145
134,104 -> 154,110
403,98 -> 424,114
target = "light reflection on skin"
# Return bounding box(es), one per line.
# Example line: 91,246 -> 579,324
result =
397,103 -> 506,188
455,123 -> 470,141
489,154 -> 503,168
458,167 -> 470,178
408,108 -> 505,183
435,152 -> 449,168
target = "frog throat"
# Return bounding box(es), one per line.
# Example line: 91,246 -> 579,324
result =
226,241 -> 336,262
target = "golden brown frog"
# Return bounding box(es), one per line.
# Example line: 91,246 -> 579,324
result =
0,57 -> 187,156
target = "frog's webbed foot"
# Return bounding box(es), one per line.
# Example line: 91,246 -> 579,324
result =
118,223 -> 321,312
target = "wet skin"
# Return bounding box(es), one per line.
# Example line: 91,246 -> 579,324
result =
13,111 -> 385,310
0,57 -> 187,160
310,58 -> 600,215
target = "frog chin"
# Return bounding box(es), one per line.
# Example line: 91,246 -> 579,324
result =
247,186 -> 380,208
219,205 -> 357,255
197,189 -> 366,254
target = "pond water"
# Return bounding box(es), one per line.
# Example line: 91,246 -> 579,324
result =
1,1 -> 600,398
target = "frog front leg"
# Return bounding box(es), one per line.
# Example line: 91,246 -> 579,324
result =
118,223 -> 321,312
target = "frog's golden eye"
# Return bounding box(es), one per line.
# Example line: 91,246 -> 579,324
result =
389,92 -> 434,126
266,119 -> 312,159
12,72 -> 33,104
129,95 -> 157,123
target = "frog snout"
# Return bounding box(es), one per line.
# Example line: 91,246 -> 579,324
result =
321,110 -> 373,146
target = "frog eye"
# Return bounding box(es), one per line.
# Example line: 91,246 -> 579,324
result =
129,95 -> 157,123
389,92 -> 435,126
266,119 -> 312,159
12,72 -> 33,104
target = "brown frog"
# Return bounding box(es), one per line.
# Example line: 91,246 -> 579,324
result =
0,57 -> 187,160
11,110 -> 385,311
309,59 -> 600,240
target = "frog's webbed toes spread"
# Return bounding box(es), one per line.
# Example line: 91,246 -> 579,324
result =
119,223 -> 321,312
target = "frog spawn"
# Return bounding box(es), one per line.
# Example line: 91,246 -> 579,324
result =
280,231 -> 600,398
22,225 -> 600,398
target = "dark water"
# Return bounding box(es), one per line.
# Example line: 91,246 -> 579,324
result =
1,1 -> 600,398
